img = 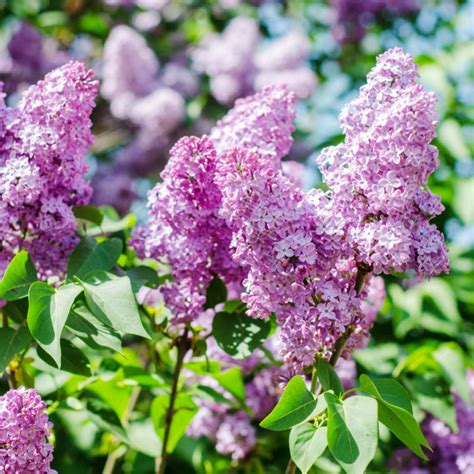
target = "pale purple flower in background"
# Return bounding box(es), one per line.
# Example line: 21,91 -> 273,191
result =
0,61 -> 97,277
0,387 -> 56,473
192,17 -> 316,104
101,25 -> 159,119
192,17 -> 260,105
330,0 -> 419,44
91,164 -> 137,215
0,22 -> 70,96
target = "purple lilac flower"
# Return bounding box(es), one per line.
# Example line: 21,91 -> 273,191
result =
91,164 -> 137,215
0,387 -> 56,473
192,17 -> 316,104
99,25 -> 186,181
131,136 -> 241,323
0,22 -> 70,97
330,0 -> 419,44
187,318 -> 285,460
317,48 -> 449,278
390,371 -> 474,474
101,25 -> 159,120
254,31 -> 316,99
0,61 -> 98,277
192,17 -> 260,105
210,84 -> 296,162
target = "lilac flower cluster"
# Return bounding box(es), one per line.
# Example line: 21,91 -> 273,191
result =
192,17 -> 316,104
330,0 -> 419,44
317,48 -> 449,278
0,61 -> 98,277
137,49 -> 446,374
391,371 -> 474,474
132,136 -> 241,323
0,387 -> 56,473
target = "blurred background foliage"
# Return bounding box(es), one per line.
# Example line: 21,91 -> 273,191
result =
0,0 -> 473,472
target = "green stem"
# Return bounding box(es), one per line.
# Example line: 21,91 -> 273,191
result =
155,332 -> 189,474
102,387 -> 141,474
310,365 -> 318,393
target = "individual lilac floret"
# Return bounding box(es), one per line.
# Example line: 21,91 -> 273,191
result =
391,370 -> 474,474
0,61 -> 98,277
317,48 -> 449,278
131,136 -> 241,323
0,387 -> 56,473
210,85 -> 296,163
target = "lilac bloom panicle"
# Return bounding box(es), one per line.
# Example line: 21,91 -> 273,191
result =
0,61 -> 97,277
0,387 -> 56,473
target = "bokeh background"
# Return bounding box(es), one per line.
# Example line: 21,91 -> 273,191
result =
0,0 -> 473,472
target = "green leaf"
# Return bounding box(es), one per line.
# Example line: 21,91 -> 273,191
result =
72,205 -> 104,226
324,392 -> 359,465
359,375 -> 412,413
316,357 -> 344,396
86,398 -> 127,441
212,312 -> 271,359
195,385 -> 234,406
260,376 -> 317,431
0,326 -> 32,372
67,237 -> 123,280
204,276 -> 228,309
338,396 -> 378,474
121,366 -> 165,388
434,343 -> 471,406
66,298 -> 122,353
212,367 -> 246,403
37,339 -> 91,376
82,274 -> 149,338
0,251 -> 37,301
359,375 -> 430,460
126,266 -> 161,293
151,393 -> 198,453
289,424 -> 327,474
2,299 -> 29,323
28,282 -> 83,366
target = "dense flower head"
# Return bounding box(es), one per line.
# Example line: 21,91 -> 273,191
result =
317,48 -> 449,278
131,136 -> 240,323
210,85 -> 297,163
0,61 -> 97,277
391,370 -> 474,474
0,387 -> 56,473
